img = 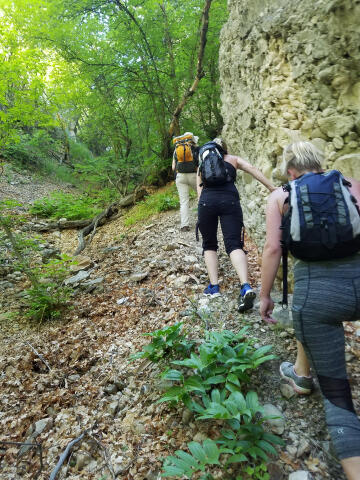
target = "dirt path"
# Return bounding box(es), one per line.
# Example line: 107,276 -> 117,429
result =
0,163 -> 76,205
0,180 -> 359,479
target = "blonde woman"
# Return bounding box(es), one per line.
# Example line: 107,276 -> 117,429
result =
260,141 -> 360,480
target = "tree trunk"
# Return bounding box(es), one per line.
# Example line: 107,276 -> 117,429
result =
168,0 -> 213,139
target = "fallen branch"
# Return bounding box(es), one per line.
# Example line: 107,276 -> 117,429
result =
74,187 -> 147,255
28,219 -> 93,232
49,429 -> 89,480
24,342 -> 51,372
74,202 -> 118,255
28,188 -> 147,234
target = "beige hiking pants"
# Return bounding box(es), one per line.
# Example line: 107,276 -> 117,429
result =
175,172 -> 197,228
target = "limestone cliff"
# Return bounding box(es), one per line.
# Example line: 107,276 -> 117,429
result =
220,0 -> 360,248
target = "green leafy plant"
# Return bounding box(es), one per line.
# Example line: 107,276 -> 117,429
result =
25,255 -> 73,322
158,329 -> 276,407
162,439 -> 224,479
154,328 -> 282,478
124,185 -> 180,226
0,200 -> 73,322
129,323 -> 194,362
30,192 -> 103,220
236,463 -> 270,480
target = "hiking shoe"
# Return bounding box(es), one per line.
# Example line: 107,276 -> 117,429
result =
280,362 -> 314,395
180,226 -> 190,232
203,284 -> 221,297
238,283 -> 256,313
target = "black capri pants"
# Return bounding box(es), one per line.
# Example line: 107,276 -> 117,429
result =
198,192 -> 244,255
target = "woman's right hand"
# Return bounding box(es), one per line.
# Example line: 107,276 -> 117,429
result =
260,296 -> 277,324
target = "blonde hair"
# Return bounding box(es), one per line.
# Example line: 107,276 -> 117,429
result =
212,137 -> 228,154
283,141 -> 323,175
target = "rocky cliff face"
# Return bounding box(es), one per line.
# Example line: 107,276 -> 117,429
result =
220,0 -> 360,248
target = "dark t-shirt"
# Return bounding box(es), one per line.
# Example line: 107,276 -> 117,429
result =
200,162 -> 239,198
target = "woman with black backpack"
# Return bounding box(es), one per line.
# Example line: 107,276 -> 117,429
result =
197,137 -> 274,312
260,141 -> 360,480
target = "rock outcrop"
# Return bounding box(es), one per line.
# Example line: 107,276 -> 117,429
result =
220,0 -> 360,248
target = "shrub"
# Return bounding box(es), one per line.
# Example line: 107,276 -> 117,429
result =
131,325 -> 283,479
25,256 -> 73,322
30,192 -> 103,220
2,131 -> 78,185
124,185 -> 179,226
0,200 -> 73,322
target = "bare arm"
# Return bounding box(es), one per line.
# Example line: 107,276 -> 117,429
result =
237,157 -> 275,192
196,168 -> 202,199
347,177 -> 360,204
172,152 -> 176,172
260,188 -> 286,321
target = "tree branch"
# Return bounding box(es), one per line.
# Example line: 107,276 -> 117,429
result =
168,0 -> 213,138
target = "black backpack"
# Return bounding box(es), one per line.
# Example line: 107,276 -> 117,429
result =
281,170 -> 360,305
198,142 -> 231,187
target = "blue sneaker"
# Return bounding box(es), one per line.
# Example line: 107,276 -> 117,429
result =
203,284 -> 221,297
238,283 -> 256,313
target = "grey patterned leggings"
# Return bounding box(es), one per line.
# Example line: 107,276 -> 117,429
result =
292,255 -> 360,459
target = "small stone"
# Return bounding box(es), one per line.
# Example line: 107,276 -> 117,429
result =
297,438 -> 311,458
81,277 -> 104,288
146,469 -> 161,480
170,275 -> 190,288
64,270 -> 90,285
280,383 -> 295,399
193,432 -> 208,443
263,404 -> 285,434
162,244 -> 178,251
129,272 -> 149,282
182,408 -> 193,425
183,255 -> 197,263
74,452 -> 92,470
333,136 -> 344,150
279,331 -> 289,338
68,374 -> 80,382
134,421 -> 146,434
107,401 -> 119,416
288,471 -> 313,480
345,352 -> 355,362
104,384 -> 118,395
286,445 -> 298,457
70,255 -> 93,272
117,297 -> 129,305
271,305 -> 292,327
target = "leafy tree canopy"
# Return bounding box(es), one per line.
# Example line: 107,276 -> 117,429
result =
0,0 -> 227,188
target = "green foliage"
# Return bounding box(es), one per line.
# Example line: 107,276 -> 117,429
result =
236,463 -> 270,480
25,256 -> 73,322
0,200 -> 73,322
69,139 -> 93,164
124,185 -> 179,226
162,439 -> 222,478
2,132 -> 77,184
30,192 -> 103,220
1,0 -> 228,189
131,321 -> 282,478
129,323 -> 194,363
158,329 -> 276,406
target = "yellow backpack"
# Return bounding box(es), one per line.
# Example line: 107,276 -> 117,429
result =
173,133 -> 197,173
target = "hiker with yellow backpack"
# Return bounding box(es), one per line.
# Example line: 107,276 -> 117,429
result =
172,132 -> 199,231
